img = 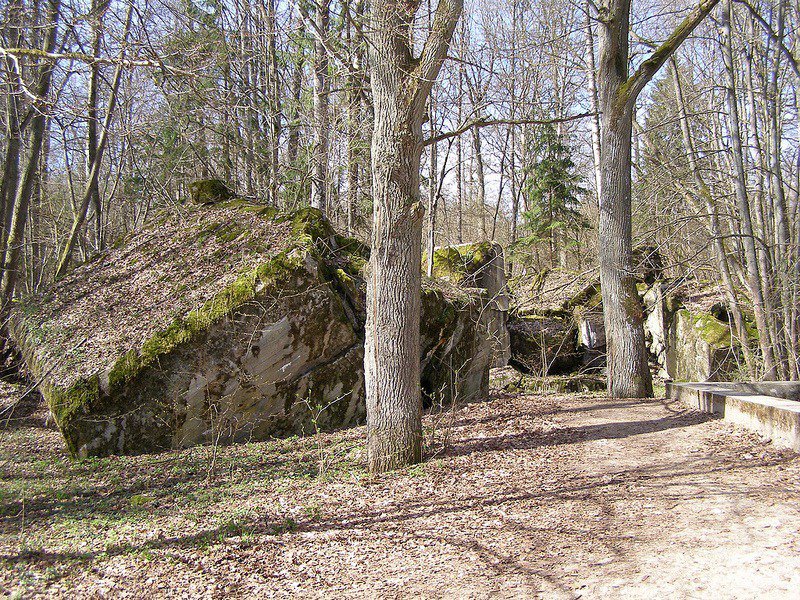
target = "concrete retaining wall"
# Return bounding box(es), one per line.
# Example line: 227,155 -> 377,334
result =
667,381 -> 800,452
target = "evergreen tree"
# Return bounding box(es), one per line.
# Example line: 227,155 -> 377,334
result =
518,124 -> 588,267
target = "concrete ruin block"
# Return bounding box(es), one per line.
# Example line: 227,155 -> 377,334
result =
429,242 -> 511,368
508,315 -> 582,376
188,179 -> 234,205
665,308 -> 740,382
9,204 -> 492,457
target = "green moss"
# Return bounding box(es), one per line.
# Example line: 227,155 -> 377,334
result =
255,250 -> 305,287
47,376 -> 101,455
107,251 -> 307,396
468,241 -> 493,266
430,247 -> 465,283
428,242 -> 496,285
566,283 -> 602,311
189,179 -> 233,205
16,203 -> 373,458
331,268 -> 359,300
277,207 -> 334,245
421,292 -> 457,344
683,310 -> 734,347
334,236 -> 370,273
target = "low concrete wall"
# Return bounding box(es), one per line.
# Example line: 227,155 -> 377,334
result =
667,381 -> 800,452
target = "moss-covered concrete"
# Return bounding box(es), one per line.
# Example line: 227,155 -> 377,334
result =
189,179 -> 234,205
665,308 -> 742,382
10,203 -> 491,458
428,242 -> 496,286
428,242 -> 510,369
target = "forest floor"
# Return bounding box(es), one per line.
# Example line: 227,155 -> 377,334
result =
1,374 -> 800,599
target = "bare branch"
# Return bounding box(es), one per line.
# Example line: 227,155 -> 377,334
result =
622,0 -> 721,108
411,0 -> 463,113
424,112 -> 595,146
733,0 -> 800,80
0,47 -> 195,77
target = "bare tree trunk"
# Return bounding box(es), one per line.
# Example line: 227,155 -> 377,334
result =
671,59 -> 755,375
455,135 -> 464,244
456,18 -> 465,244
0,0 -> 25,253
426,104 -> 438,277
345,0 -> 364,235
267,0 -> 281,206
765,0 -> 796,378
742,12 -> 784,374
585,0 -> 603,206
310,0 -> 330,213
87,0 -> 107,250
55,3 -> 133,279
720,0 -> 778,379
597,0 -> 719,397
287,37 -> 304,170
1,0 -> 61,306
597,0 -> 652,398
365,0 -> 461,473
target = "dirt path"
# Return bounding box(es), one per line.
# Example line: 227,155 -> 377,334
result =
2,385 -> 800,598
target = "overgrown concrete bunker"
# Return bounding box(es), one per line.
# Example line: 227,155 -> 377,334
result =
10,203 -> 501,457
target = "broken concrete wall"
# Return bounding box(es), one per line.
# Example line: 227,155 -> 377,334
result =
10,204 -> 492,457
507,255 -> 752,383
508,315 -> 582,376
430,242 -> 511,368
664,308 -> 741,382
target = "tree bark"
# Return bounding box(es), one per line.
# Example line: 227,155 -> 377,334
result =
365,0 -> 462,473
670,59 -> 755,375
267,0 -> 282,207
0,0 -> 25,254
720,0 -> 778,379
0,0 -> 61,307
310,0 -> 330,213
87,0 -> 107,250
597,0 -> 651,398
585,0 -> 603,206
597,0 -> 720,397
55,2 -> 133,279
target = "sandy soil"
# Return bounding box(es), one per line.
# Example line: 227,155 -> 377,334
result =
2,382 -> 799,599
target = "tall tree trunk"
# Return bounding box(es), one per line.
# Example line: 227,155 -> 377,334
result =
267,0 -> 281,206
55,2 -> 133,279
585,1 -> 602,205
87,0 -> 107,250
597,0 -> 719,397
671,59 -> 755,375
720,0 -> 778,379
365,0 -> 462,473
310,0 -> 330,213
472,125 -> 487,240
426,105 -> 438,277
455,17 -> 465,244
765,0 -> 795,378
0,0 -> 25,254
287,38 -> 304,170
345,0 -> 364,235
1,0 -> 61,306
742,12 -> 783,374
597,0 -> 652,398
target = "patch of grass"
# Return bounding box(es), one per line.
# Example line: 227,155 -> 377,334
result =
267,516 -> 297,535
302,501 -> 322,522
129,494 -> 153,508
